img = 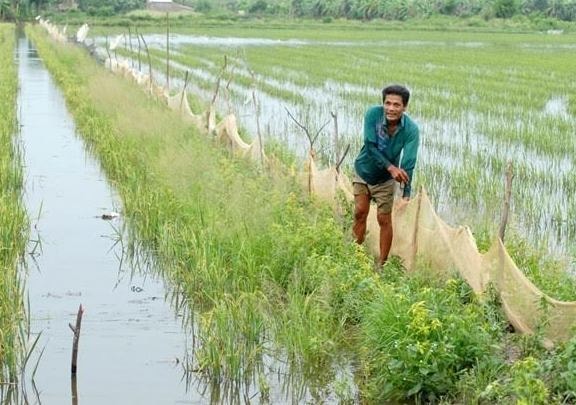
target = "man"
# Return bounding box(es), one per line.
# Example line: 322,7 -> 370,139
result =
353,84 -> 420,265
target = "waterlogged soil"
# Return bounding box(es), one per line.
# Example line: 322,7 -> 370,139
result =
16,35 -> 202,404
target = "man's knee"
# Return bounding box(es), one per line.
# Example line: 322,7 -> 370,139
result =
354,205 -> 369,222
377,212 -> 392,227
354,194 -> 370,222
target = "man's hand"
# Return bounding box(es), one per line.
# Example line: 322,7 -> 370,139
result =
387,165 -> 409,184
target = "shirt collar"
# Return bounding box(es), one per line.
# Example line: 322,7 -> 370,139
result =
383,113 -> 405,130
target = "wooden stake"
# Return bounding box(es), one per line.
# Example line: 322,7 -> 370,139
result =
166,12 -> 170,90
105,36 -> 111,68
284,107 -> 329,150
180,70 -> 189,110
331,111 -> 339,163
136,27 -> 142,72
69,304 -> 84,375
210,55 -> 228,108
127,26 -> 134,69
335,144 -> 350,173
139,34 -> 153,93
498,161 -> 514,242
248,68 -> 264,166
71,374 -> 79,405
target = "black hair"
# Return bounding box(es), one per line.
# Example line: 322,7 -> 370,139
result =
382,85 -> 410,106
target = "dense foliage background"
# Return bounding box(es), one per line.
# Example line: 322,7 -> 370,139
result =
187,0 -> 576,20
1,0 -> 575,22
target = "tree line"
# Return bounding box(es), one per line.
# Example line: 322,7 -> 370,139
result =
1,0 -> 575,26
193,0 -> 575,21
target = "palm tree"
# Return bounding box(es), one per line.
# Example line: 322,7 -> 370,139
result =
2,0 -> 32,20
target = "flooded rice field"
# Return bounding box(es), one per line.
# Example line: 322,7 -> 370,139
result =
90,31 -> 576,265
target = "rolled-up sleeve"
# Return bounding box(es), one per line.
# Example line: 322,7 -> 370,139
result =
400,127 -> 419,197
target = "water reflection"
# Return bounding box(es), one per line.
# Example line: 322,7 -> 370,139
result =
544,95 -> 570,119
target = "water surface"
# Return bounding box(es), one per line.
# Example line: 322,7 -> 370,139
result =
17,34 -> 201,405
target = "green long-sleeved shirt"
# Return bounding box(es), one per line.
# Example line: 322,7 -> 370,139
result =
354,105 -> 420,198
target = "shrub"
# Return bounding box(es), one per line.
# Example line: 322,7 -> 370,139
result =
361,274 -> 502,402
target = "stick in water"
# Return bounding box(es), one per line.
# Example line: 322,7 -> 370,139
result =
69,304 -> 84,375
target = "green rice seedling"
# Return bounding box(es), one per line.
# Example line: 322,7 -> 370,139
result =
194,292 -> 268,399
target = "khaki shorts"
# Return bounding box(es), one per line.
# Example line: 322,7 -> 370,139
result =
353,175 -> 396,214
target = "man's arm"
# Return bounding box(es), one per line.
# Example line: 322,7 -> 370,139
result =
400,126 -> 420,198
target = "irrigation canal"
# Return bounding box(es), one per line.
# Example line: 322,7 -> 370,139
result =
16,34 -> 200,404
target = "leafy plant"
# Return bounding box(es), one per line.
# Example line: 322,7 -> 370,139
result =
361,272 -> 502,402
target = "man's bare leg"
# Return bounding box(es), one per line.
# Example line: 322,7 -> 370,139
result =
353,194 -> 370,244
377,212 -> 393,265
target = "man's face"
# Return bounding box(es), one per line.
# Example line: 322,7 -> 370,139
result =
383,94 -> 406,123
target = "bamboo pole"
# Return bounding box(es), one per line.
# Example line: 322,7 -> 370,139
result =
180,70 -> 190,110
128,26 -> 134,69
139,34 -> 153,93
166,12 -> 170,91
331,111 -> 339,164
498,161 -> 514,242
136,28 -> 142,72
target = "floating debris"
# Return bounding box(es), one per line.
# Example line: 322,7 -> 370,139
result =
100,211 -> 120,220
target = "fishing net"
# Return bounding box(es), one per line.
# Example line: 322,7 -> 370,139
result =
42,22 -> 576,344
167,90 -> 205,128
304,157 -> 576,343
214,114 -> 267,164
38,18 -> 67,43
388,190 -> 576,344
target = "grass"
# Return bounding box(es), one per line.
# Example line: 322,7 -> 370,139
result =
27,20 -> 576,403
0,23 -> 29,385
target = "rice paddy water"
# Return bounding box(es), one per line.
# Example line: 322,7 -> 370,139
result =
16,34 -> 196,404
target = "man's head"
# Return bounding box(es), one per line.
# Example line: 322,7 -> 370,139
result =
382,84 -> 410,106
382,85 -> 410,124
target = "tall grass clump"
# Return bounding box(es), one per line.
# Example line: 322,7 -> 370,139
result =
0,23 -> 29,383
